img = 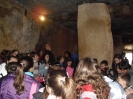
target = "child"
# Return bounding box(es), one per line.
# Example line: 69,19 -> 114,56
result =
117,73 -> 133,99
66,58 -> 74,78
100,60 -> 109,76
39,53 -> 50,77
33,70 -> 76,99
30,52 -> 39,77
0,56 -> 41,99
74,57 -> 110,99
56,56 -> 65,69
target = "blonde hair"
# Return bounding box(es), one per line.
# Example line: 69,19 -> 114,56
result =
74,57 -> 110,99
45,70 -> 76,99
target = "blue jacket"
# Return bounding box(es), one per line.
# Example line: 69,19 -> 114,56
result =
38,63 -> 49,77
0,73 -> 41,99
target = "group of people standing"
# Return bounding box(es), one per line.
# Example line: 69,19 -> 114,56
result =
0,45 -> 133,99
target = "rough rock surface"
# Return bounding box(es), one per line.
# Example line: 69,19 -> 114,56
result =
0,1 -> 41,53
78,3 -> 113,66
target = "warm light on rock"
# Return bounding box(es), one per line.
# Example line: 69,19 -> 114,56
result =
39,15 -> 45,21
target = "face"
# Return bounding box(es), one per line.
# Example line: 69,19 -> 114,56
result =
7,57 -> 18,63
117,76 -> 126,88
60,57 -> 65,63
65,53 -> 69,58
39,50 -> 43,56
67,61 -> 72,66
121,69 -> 129,74
12,51 -> 19,56
45,44 -> 51,51
33,55 -> 39,61
114,58 -> 121,64
100,64 -> 106,70
45,54 -> 49,62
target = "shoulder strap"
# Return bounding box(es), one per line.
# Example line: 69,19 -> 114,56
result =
29,82 -> 37,99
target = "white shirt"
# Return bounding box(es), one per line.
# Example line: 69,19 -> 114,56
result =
0,63 -> 7,78
104,76 -> 126,99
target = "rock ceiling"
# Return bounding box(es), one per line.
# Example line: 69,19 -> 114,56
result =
10,0 -> 133,43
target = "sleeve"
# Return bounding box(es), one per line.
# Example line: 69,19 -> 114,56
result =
38,64 -> 48,77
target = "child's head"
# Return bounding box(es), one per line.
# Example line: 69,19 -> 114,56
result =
6,62 -> 18,74
100,60 -> 108,70
113,54 -> 122,64
19,56 -> 34,72
10,49 -> 19,56
45,70 -> 75,99
6,56 -> 18,63
41,53 -> 50,63
67,58 -> 73,67
117,61 -> 131,74
30,52 -> 39,61
57,56 -> 65,63
74,57 -> 110,99
64,51 -> 71,58
117,73 -> 131,89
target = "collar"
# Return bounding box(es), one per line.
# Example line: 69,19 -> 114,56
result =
25,72 -> 34,77
47,94 -> 61,99
103,76 -> 113,82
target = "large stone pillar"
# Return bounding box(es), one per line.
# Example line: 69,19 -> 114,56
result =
78,3 -> 113,67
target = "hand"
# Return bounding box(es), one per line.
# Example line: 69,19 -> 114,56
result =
126,88 -> 133,95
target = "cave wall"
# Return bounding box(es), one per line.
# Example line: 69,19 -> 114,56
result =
36,20 -> 77,57
0,0 -> 41,53
0,0 -> 77,56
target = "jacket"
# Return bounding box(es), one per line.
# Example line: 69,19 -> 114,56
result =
0,73 -> 41,99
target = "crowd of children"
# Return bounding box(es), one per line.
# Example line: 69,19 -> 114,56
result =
0,45 -> 133,99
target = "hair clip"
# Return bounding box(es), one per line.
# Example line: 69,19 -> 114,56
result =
20,63 -> 24,67
60,77 -> 66,85
61,77 -> 66,82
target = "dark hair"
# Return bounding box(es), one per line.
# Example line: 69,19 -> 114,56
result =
16,54 -> 24,60
6,56 -> 18,63
19,56 -> 33,72
64,51 -> 71,57
57,56 -> 64,61
40,52 -> 49,64
119,73 -> 131,87
45,70 -> 76,99
6,62 -> 18,74
30,52 -> 38,58
0,50 -> 11,62
13,56 -> 34,95
119,61 -> 131,70
114,54 -> 122,60
10,49 -> 19,56
100,60 -> 108,66
74,57 -> 110,99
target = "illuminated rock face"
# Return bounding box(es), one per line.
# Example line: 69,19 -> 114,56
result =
78,3 -> 113,66
0,1 -> 40,53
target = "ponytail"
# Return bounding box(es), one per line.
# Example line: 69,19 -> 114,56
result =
64,77 -> 76,99
13,64 -> 24,95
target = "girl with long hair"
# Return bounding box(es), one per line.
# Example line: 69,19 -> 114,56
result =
33,70 -> 76,99
0,56 -> 41,99
74,57 -> 110,99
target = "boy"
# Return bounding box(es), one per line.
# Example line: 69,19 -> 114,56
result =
117,73 -> 133,99
30,52 -> 39,77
